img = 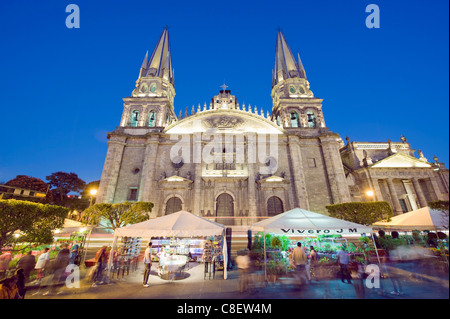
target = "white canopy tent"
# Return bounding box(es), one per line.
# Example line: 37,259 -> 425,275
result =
372,206 -> 449,231
109,210 -> 228,279
251,208 -> 377,279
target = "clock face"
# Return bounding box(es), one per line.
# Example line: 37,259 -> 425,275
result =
150,84 -> 157,93
289,86 -> 296,94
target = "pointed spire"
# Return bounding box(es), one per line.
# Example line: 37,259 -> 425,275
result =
139,28 -> 174,85
273,30 -> 306,87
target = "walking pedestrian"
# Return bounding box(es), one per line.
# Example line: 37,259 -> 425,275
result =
143,242 -> 153,287
14,268 -> 26,299
43,244 -> 70,296
309,246 -> 318,281
16,251 -> 36,283
336,247 -> 352,284
293,242 -> 308,286
69,241 -> 79,265
32,248 -> 50,295
236,250 -> 251,293
92,245 -> 108,287
0,251 -> 12,280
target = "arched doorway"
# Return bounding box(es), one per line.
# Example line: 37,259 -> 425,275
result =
216,193 -> 234,226
267,196 -> 284,216
165,197 -> 182,215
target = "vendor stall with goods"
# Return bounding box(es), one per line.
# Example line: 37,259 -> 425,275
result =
250,208 -> 378,283
108,211 -> 228,280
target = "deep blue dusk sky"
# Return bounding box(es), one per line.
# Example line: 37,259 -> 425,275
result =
0,0 -> 448,185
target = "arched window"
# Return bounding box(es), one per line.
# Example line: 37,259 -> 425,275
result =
148,111 -> 157,127
130,110 -> 140,127
290,112 -> 300,128
306,111 -> 316,128
267,196 -> 284,216
216,193 -> 234,225
276,115 -> 281,126
165,197 -> 182,215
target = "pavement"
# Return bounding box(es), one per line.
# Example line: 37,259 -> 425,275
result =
25,261 -> 448,300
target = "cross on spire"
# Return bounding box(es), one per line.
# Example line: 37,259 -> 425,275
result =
220,83 -> 228,91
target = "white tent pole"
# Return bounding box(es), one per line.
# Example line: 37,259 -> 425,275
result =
371,233 -> 382,274
223,229 -> 228,280
107,236 -> 118,279
263,231 -> 267,282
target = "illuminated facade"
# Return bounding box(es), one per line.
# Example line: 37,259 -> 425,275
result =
96,29 -> 449,223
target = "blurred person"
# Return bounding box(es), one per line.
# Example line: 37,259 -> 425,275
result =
91,245 -> 108,287
0,251 -> 12,280
336,247 -> 352,284
0,275 -> 19,299
32,247 -> 50,295
143,242 -> 153,287
236,250 -> 251,293
16,251 -> 36,283
14,268 -> 26,299
309,246 -> 318,281
157,247 -> 166,276
293,242 -> 308,286
386,254 -> 403,296
43,243 -> 70,295
69,240 -> 80,265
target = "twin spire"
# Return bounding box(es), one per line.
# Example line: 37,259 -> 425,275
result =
138,28 -> 306,90
139,28 -> 174,86
272,30 -> 307,87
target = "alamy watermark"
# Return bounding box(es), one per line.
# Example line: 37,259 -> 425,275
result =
366,4 -> 380,29
65,4 -> 80,29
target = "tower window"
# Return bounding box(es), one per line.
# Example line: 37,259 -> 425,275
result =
306,111 -> 316,128
290,112 -> 300,128
148,111 -> 157,127
127,188 -> 138,201
131,110 -> 140,127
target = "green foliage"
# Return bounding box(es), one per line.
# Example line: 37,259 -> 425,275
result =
326,201 -> 393,226
428,200 -> 449,212
266,259 -> 288,275
82,201 -> 153,231
0,199 -> 68,252
252,232 -> 290,251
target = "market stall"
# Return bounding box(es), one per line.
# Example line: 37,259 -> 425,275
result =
251,207 -> 377,280
108,210 -> 228,279
372,206 -> 449,231
372,206 -> 449,264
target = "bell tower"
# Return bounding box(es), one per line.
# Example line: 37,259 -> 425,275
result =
119,28 -> 177,129
271,31 -> 326,130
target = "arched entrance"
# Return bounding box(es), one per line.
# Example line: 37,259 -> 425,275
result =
216,193 -> 234,226
267,196 -> 284,216
165,197 -> 182,215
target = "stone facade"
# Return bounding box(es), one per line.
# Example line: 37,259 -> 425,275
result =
96,29 -> 449,225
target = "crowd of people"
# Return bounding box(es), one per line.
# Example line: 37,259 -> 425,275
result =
0,241 -> 81,299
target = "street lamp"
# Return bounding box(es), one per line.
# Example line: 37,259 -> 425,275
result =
89,189 -> 98,206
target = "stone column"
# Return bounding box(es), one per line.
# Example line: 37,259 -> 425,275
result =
97,136 -> 126,203
287,136 -> 309,209
139,136 -> 160,209
412,178 -> 428,207
319,134 -> 352,204
386,178 -> 403,214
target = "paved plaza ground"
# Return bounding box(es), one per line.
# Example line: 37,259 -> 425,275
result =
26,261 -> 448,300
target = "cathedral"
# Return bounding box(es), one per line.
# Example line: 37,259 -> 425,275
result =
96,29 -> 449,226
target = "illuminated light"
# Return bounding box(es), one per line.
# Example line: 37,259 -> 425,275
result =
366,190 -> 374,197
14,233 -> 20,238
80,228 -> 86,233
54,229 -> 61,234
266,176 -> 283,182
90,189 -> 98,196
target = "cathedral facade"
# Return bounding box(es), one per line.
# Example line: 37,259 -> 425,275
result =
96,29 -> 449,225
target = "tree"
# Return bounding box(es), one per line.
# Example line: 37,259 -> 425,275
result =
5,175 -> 53,202
46,171 -> 86,202
0,199 -> 68,252
326,201 -> 393,226
82,201 -> 153,231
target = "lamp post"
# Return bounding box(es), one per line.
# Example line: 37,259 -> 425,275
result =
89,189 -> 98,206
